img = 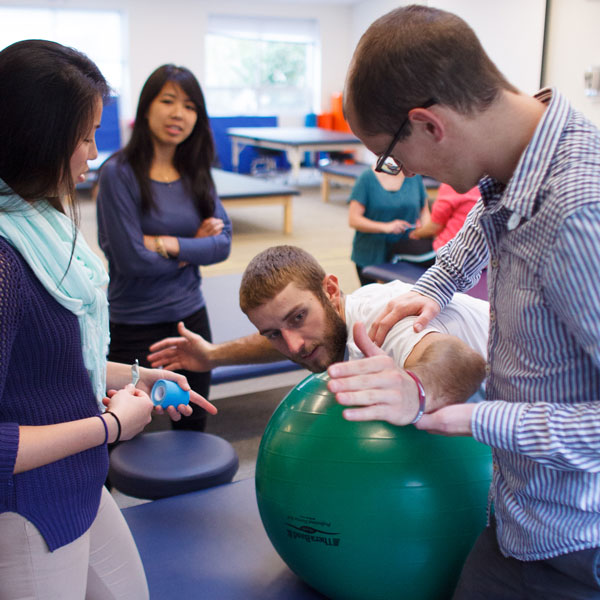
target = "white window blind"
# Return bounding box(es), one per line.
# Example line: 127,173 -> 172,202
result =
205,14 -> 319,116
0,7 -> 126,96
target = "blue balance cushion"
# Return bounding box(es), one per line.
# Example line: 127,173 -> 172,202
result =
109,430 -> 239,500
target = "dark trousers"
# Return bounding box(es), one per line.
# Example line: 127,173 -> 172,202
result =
355,264 -> 376,287
453,522 -> 600,600
387,237 -> 436,268
108,307 -> 212,431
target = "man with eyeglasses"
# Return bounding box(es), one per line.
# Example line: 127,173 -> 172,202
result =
331,4 -> 600,600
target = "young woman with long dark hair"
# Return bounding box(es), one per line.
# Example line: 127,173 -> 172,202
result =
97,65 -> 232,431
0,40 -> 216,599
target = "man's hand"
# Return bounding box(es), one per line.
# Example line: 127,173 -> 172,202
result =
327,322 -> 421,426
148,321 -> 215,372
414,403 -> 475,436
368,291 -> 441,346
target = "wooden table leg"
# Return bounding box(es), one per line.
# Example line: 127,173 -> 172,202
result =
283,196 -> 293,234
321,173 -> 331,203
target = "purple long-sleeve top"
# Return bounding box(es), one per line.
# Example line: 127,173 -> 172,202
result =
96,158 -> 232,324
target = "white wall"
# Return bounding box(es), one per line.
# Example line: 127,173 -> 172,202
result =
350,0 -> 547,96
4,0 -> 600,129
543,0 -> 600,127
124,0 -> 354,124
0,0 -> 354,124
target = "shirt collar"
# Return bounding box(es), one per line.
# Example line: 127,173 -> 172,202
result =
479,88 -> 571,222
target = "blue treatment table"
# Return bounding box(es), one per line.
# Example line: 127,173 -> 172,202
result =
122,477 -> 325,599
227,127 -> 363,182
212,168 -> 299,234
361,262 -> 488,301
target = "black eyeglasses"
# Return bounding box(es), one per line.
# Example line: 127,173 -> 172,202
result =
375,98 -> 437,176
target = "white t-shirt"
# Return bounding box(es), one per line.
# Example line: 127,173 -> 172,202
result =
344,280 -> 489,367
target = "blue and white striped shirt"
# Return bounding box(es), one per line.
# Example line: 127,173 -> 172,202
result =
414,89 -> 600,561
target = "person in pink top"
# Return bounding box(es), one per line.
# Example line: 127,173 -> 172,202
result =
410,183 -> 479,251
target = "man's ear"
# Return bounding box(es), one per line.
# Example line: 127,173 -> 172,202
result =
409,107 -> 445,142
323,274 -> 341,303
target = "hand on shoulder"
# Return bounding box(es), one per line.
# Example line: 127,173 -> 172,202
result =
369,291 -> 441,346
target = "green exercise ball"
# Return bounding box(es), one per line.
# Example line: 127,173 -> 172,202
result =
255,372 -> 492,600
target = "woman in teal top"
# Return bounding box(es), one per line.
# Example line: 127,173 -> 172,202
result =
348,166 -> 431,285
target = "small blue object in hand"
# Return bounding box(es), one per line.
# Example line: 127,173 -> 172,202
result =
151,379 -> 190,408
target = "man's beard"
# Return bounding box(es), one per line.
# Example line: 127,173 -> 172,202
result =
299,301 -> 347,373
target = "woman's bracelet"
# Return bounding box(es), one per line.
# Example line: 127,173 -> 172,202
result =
154,235 -> 169,259
104,410 -> 122,444
95,414 -> 108,446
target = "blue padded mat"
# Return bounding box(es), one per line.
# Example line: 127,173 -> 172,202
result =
123,478 -> 324,599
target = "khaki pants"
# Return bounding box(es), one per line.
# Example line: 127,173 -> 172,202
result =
0,487 -> 148,600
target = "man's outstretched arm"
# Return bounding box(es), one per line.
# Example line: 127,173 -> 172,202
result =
147,321 -> 284,372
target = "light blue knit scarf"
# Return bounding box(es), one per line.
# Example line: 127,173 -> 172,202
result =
0,183 -> 109,410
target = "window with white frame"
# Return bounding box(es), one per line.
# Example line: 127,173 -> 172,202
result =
205,15 -> 320,116
0,7 -> 126,100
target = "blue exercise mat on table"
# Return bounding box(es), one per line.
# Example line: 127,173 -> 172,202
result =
122,478 -> 325,599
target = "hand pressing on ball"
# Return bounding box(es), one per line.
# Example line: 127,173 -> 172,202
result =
413,403 -> 475,436
327,322 -> 422,426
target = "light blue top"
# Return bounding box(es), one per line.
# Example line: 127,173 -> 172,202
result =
348,168 -> 426,267
414,88 -> 600,561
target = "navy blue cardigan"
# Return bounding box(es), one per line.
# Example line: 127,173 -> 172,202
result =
0,238 -> 107,551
